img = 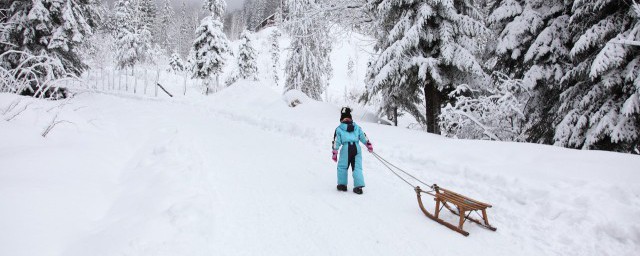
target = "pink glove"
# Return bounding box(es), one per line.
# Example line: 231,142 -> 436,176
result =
332,150 -> 338,162
366,142 -> 373,153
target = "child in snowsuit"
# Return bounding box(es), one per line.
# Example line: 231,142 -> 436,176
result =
332,107 -> 373,194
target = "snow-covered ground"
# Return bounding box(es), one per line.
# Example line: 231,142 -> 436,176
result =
1,80 -> 639,256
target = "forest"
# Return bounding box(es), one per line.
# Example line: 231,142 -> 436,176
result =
1,0 -> 639,154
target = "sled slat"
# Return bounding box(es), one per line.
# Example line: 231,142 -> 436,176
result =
415,186 -> 496,236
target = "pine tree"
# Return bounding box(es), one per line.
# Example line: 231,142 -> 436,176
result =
0,0 -> 99,76
553,1 -> 640,152
114,0 -> 152,70
284,0 -> 333,101
169,50 -> 185,72
364,0 -> 489,133
255,0 -> 268,28
157,0 -> 175,53
487,0 -> 571,143
270,28 -> 282,86
238,30 -> 258,80
138,0 -> 157,33
205,0 -> 227,20
177,1 -> 191,58
189,0 -> 230,94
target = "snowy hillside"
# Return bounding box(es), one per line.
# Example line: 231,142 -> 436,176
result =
2,81 -> 639,256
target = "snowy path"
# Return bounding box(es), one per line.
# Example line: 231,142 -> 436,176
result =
1,85 -> 639,256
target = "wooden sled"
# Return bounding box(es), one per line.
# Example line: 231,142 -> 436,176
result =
415,185 -> 497,236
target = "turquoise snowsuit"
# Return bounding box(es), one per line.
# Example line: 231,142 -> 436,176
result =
333,121 -> 369,187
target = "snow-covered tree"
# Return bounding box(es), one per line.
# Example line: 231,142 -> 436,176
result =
205,0 -> 227,20
189,0 -> 230,94
114,0 -> 152,70
364,0 -> 489,133
269,28 -> 282,86
0,0 -> 99,76
138,0 -> 157,32
553,1 -> 640,152
169,50 -> 185,72
487,0 -> 571,143
177,1 -> 193,58
440,72 -> 529,141
284,0 -> 333,100
157,0 -> 175,53
238,30 -> 258,80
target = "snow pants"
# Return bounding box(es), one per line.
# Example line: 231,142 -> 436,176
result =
337,142 -> 365,187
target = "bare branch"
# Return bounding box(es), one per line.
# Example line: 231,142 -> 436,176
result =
5,102 -> 32,121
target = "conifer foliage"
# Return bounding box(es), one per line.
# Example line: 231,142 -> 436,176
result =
486,0 -> 571,144
284,0 -> 333,101
113,0 -> 153,70
364,0 -> 489,133
270,29 -> 281,86
553,0 -> 640,152
237,30 -> 258,80
189,0 -> 230,94
0,0 -> 99,75
169,50 -> 185,72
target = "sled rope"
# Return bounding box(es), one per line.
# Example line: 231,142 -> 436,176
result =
370,152 -> 432,189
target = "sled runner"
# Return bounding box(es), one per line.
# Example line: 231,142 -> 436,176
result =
371,152 -> 497,237
415,185 -> 496,236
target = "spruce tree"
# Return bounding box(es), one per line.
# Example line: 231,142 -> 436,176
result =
138,0 -> 157,33
284,0 -> 332,101
554,1 -> 640,152
0,0 -> 99,75
238,30 -> 258,80
169,50 -> 185,72
114,0 -> 152,70
270,28 -> 282,86
189,0 -> 230,94
365,0 -> 489,133
487,0 -> 571,143
158,0 -> 175,53
177,1 -> 191,57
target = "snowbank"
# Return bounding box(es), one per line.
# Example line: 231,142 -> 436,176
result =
4,79 -> 639,255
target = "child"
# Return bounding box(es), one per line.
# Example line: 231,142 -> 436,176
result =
332,107 -> 373,194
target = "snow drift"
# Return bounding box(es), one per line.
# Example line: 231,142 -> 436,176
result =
1,80 -> 639,255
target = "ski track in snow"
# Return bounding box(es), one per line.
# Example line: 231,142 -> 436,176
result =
1,85 -> 639,256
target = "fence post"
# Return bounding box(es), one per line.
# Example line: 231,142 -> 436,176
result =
125,68 -> 129,92
133,66 -> 137,94
101,68 -> 104,91
183,72 -> 187,96
155,68 -> 160,97
144,68 -> 148,95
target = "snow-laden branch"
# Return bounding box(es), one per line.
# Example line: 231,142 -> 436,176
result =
440,72 -> 529,141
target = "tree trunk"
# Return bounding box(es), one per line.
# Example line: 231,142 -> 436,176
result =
424,83 -> 440,134
393,106 -> 398,127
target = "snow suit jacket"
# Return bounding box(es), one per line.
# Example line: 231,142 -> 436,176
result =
332,121 -> 369,187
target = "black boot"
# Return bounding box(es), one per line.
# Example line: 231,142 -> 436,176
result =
353,186 -> 363,195
337,184 -> 347,191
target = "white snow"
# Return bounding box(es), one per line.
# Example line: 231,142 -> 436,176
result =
2,19 -> 640,256
1,79 -> 640,255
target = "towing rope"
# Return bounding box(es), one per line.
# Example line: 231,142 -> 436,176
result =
370,152 -> 434,189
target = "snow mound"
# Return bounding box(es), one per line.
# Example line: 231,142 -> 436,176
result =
282,89 -> 310,107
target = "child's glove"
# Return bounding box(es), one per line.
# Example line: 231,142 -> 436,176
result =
332,150 -> 338,162
366,142 -> 373,153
